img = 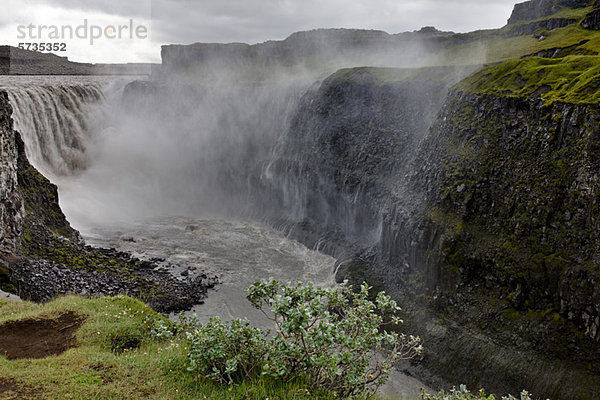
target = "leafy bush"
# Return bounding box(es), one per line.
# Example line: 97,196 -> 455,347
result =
185,280 -> 422,397
420,385 -> 540,400
148,316 -> 177,340
246,280 -> 423,397
186,316 -> 269,384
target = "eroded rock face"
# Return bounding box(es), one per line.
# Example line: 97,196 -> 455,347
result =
582,9 -> 600,29
504,18 -> 576,37
402,91 -> 600,399
508,0 -> 593,24
0,91 -> 23,258
420,92 -> 600,342
261,67 -> 471,254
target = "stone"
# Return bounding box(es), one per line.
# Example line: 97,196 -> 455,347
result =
581,9 -> 600,29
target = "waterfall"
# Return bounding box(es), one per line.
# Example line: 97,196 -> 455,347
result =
0,75 -> 310,228
0,77 -> 136,182
7,83 -> 104,177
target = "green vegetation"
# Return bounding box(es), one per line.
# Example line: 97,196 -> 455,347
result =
186,280 -> 423,397
325,66 -> 480,87
419,385 -> 537,400
457,55 -> 600,103
432,4 -> 600,65
0,294 -> 345,399
0,283 -> 538,399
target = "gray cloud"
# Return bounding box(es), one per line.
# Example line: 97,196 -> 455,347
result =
148,0 -> 518,45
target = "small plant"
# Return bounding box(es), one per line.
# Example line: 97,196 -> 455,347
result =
246,279 -> 423,397
186,316 -> 269,384
149,317 -> 176,340
184,280 -> 422,396
420,385 -> 539,400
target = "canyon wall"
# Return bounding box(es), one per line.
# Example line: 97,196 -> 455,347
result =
261,65 -> 600,398
0,92 -> 23,259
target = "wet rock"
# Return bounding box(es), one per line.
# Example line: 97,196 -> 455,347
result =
9,256 -> 217,313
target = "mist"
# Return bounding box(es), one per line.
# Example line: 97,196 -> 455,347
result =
4,29 -> 483,234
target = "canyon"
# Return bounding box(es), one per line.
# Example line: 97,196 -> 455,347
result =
1,0 -> 600,398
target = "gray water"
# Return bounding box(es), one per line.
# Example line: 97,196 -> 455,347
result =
82,216 -> 338,325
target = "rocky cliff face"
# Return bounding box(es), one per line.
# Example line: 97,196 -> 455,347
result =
407,90 -> 600,399
0,92 -> 23,259
261,67 -> 474,256
421,92 -> 600,329
268,65 -> 600,398
508,0 -> 593,24
160,29 -> 454,79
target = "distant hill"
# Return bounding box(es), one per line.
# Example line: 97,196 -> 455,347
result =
0,46 -> 159,75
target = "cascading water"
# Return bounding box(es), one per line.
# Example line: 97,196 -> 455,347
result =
0,77 -> 127,180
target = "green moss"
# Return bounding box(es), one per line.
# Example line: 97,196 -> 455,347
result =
420,81 -> 600,368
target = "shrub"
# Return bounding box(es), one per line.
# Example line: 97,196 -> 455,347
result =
186,316 -> 269,384
148,316 -> 177,340
246,280 -> 423,397
419,385 -> 539,400
184,280 -> 422,396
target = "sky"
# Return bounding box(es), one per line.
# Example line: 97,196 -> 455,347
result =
2,0 -> 520,64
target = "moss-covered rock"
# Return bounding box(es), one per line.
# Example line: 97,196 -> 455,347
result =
456,55 -> 600,104
411,86 -> 600,398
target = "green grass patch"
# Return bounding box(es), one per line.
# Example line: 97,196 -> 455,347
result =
456,55 -> 600,104
0,296 -> 383,399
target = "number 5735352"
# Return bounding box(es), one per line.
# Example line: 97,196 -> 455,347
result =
17,43 -> 67,52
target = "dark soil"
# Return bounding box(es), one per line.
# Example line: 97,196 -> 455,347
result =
0,311 -> 83,360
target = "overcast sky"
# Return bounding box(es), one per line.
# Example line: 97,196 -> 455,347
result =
3,0 -> 520,63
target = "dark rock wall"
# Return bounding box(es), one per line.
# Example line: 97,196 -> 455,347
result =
421,92 -> 600,343
261,67 -> 471,255
0,92 -> 23,258
399,91 -> 600,399
582,9 -> 600,29
270,69 -> 600,398
508,0 -> 593,24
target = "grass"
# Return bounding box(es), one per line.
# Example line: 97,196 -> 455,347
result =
456,55 -> 600,103
0,296 -> 390,400
421,5 -> 600,65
